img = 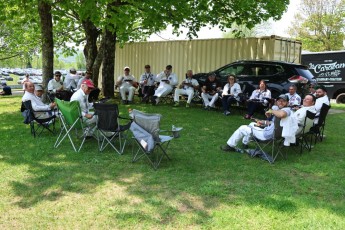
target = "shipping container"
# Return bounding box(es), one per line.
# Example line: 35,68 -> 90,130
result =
112,35 -> 301,84
301,51 -> 345,103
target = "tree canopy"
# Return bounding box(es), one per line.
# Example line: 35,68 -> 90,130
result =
288,0 -> 345,51
1,0 -> 290,96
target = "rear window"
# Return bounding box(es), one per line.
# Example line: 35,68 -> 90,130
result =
295,68 -> 315,81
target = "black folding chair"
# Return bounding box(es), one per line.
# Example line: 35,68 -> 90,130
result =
310,103 -> 331,143
297,110 -> 316,154
93,103 -> 132,154
22,100 -> 56,138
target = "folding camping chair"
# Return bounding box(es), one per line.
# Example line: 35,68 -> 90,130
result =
310,103 -> 331,143
22,100 -> 56,138
93,103 -> 132,154
54,98 -> 91,152
130,109 -> 182,170
297,110 -> 316,154
250,117 -> 284,163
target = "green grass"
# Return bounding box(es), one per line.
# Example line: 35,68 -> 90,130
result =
0,96 -> 345,229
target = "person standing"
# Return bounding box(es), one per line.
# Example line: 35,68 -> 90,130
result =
152,65 -> 178,105
139,65 -> 156,103
115,66 -> 137,104
64,68 -> 80,91
21,74 -> 32,92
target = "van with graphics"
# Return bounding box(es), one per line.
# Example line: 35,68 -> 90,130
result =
302,51 -> 345,103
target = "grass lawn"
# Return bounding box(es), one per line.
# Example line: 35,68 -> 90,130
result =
0,96 -> 344,229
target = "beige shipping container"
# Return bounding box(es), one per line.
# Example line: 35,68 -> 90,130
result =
113,35 -> 301,84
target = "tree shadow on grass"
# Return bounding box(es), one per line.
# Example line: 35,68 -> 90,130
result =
1,103 -> 345,227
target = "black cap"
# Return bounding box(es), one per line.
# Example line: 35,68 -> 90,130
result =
315,85 -> 327,92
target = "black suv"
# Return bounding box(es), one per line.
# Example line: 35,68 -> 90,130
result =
193,60 -> 316,98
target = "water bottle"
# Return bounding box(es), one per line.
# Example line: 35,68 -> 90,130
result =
172,125 -> 176,131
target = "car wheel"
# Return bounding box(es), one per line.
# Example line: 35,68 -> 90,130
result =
336,93 -> 345,104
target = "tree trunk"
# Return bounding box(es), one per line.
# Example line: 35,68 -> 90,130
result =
82,18 -> 100,72
101,30 -> 116,98
38,0 -> 53,102
91,35 -> 105,88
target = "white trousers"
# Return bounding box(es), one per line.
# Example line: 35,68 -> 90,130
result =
174,88 -> 194,103
120,85 -> 135,101
201,93 -> 218,107
154,84 -> 173,97
227,122 -> 268,147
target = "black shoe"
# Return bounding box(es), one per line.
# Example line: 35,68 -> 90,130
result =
242,144 -> 249,149
220,145 -> 236,152
121,100 -> 126,105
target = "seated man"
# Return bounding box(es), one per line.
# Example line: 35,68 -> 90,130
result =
152,64 -> 178,105
221,94 -> 291,152
48,71 -> 73,101
70,79 -> 97,127
77,70 -> 100,102
173,70 -> 199,108
139,65 -> 156,103
285,84 -> 301,107
34,84 -> 44,100
22,82 -> 56,119
0,83 -> 12,96
115,66 -> 137,104
293,94 -> 317,134
201,73 -> 222,110
314,85 -> 330,123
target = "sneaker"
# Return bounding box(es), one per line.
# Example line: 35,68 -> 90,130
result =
185,103 -> 190,108
121,100 -> 127,105
220,145 -> 236,152
224,110 -> 231,116
173,101 -> 179,107
242,144 -> 249,149
127,100 -> 133,104
155,98 -> 160,105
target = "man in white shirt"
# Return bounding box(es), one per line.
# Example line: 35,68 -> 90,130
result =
115,66 -> 137,104
64,68 -> 80,91
293,94 -> 317,134
173,70 -> 199,108
285,84 -> 301,107
22,82 -> 56,119
153,65 -> 178,105
70,79 -> 97,126
76,70 -> 100,102
314,85 -> 330,124
48,71 -> 64,93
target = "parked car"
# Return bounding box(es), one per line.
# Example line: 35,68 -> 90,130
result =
193,60 -> 316,99
0,77 -> 7,85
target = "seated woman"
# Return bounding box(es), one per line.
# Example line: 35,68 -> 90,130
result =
244,80 -> 271,119
221,74 -> 241,116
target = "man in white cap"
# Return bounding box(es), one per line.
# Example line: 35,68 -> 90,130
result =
70,79 -> 97,126
152,64 -> 178,105
34,84 -> 44,100
115,66 -> 137,104
22,82 -> 56,118
64,67 -> 80,91
221,94 -> 291,152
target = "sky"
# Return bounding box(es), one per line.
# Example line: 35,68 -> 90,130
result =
148,0 -> 300,41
